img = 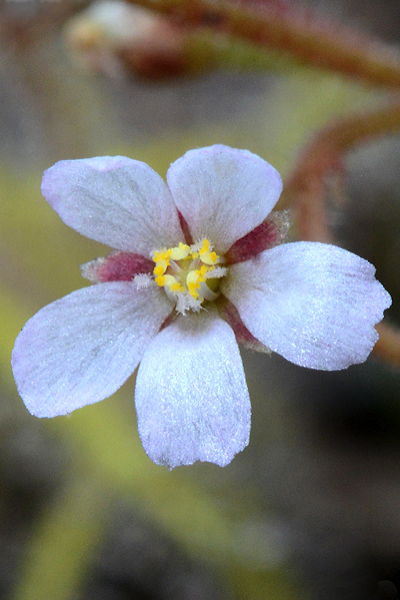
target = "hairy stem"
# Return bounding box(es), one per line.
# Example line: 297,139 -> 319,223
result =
126,0 -> 400,88
281,100 -> 400,240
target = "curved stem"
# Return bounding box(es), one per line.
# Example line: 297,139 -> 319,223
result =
282,100 -> 400,240
126,0 -> 400,88
281,100 -> 400,368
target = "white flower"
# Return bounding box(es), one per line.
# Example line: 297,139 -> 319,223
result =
12,145 -> 391,468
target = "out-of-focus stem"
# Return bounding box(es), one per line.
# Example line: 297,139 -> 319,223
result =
126,0 -> 400,88
374,323 -> 400,367
281,101 -> 400,241
282,100 -> 400,368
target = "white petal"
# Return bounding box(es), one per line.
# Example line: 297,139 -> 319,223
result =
167,145 -> 282,253
12,283 -> 173,417
42,156 -> 183,255
222,242 -> 392,370
135,311 -> 251,468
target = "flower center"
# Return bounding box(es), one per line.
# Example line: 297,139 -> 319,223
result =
152,239 -> 227,314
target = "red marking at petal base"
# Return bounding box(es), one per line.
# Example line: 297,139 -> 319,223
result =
83,252 -> 154,282
178,210 -> 193,245
217,296 -> 270,354
225,210 -> 290,265
159,309 -> 178,332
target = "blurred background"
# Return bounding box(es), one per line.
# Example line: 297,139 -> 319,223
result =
1,0 -> 400,599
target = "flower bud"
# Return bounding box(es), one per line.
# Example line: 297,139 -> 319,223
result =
64,0 -> 190,79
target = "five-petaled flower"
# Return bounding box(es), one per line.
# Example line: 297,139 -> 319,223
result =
12,145 -> 391,468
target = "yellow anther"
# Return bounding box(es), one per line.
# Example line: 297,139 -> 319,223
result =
201,251 -> 218,266
186,269 -> 200,286
163,274 -> 180,290
171,281 -> 184,292
186,269 -> 202,298
152,238 -> 224,310
170,242 -> 190,261
188,286 -> 199,299
197,265 -> 210,282
196,239 -> 219,265
155,275 -> 166,286
153,251 -> 162,262
153,260 -> 168,276
199,239 -> 210,254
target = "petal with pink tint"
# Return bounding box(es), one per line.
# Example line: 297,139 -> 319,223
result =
42,156 -> 183,255
167,145 -> 282,253
225,210 -> 291,265
12,282 -> 172,417
135,310 -> 251,468
217,295 -> 270,353
81,251 -> 154,282
222,242 -> 392,370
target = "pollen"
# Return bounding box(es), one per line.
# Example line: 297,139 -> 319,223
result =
170,242 -> 190,260
153,260 -> 168,276
198,239 -> 218,265
152,238 -> 227,313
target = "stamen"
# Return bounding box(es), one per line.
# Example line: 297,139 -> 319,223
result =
186,270 -> 202,299
163,274 -> 179,288
198,239 -> 219,265
170,242 -> 190,260
152,249 -> 171,263
151,238 -> 226,314
153,260 -> 169,276
199,239 -> 210,253
201,251 -> 218,265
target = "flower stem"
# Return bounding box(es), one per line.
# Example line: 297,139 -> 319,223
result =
281,100 -> 400,241
126,0 -> 400,88
281,100 -> 400,368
